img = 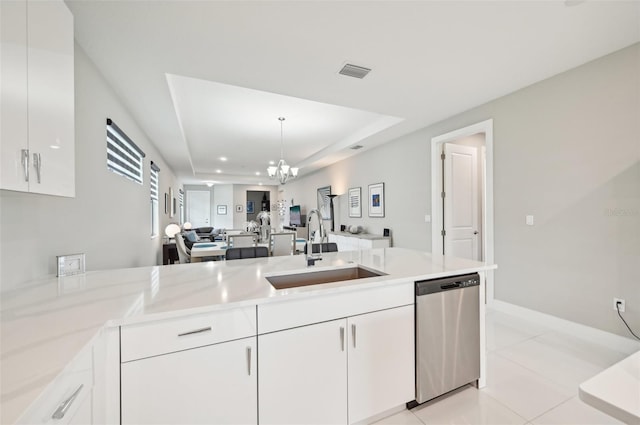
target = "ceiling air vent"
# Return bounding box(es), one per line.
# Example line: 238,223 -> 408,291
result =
350,145 -> 364,150
339,64 -> 371,79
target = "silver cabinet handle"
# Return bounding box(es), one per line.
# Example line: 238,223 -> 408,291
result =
351,324 -> 356,348
33,152 -> 41,183
51,384 -> 83,420
177,326 -> 211,337
246,346 -> 252,376
340,326 -> 345,351
21,149 -> 30,182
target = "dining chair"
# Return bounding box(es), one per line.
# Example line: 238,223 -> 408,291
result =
174,235 -> 191,263
225,246 -> 269,260
270,232 -> 295,256
228,233 -> 257,248
303,242 -> 338,255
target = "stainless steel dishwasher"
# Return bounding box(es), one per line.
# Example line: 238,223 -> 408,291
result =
414,273 -> 480,404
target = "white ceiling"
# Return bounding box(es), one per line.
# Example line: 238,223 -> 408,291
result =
66,0 -> 640,186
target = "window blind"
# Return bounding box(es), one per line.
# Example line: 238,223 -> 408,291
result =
150,161 -> 160,201
106,118 -> 145,184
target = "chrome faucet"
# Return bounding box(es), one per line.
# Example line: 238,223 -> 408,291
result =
306,209 -> 325,266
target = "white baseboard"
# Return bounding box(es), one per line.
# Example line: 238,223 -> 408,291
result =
490,300 -> 640,354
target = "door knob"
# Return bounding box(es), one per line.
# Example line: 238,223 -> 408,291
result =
473,231 -> 479,235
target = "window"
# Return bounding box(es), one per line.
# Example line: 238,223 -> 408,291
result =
106,118 -> 145,184
150,162 -> 160,237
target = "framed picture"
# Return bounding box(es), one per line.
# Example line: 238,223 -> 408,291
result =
317,185 -> 332,220
235,204 -> 243,213
247,200 -> 254,214
217,205 -> 227,215
348,187 -> 362,218
368,182 -> 385,217
164,193 -> 169,214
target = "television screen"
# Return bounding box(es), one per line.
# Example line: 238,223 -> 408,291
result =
289,205 -> 302,226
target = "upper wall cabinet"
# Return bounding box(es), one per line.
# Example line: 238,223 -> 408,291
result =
0,0 -> 75,197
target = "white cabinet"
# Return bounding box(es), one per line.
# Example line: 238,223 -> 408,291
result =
0,0 -> 75,197
328,233 -> 390,252
120,307 -> 258,425
16,344 -> 93,425
258,305 -> 414,425
347,305 -> 414,424
122,337 -> 257,425
258,319 -> 347,425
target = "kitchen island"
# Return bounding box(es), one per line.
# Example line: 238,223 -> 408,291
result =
1,247 -> 495,424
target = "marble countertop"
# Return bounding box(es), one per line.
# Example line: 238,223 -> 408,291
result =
0,248 -> 495,424
579,350 -> 640,424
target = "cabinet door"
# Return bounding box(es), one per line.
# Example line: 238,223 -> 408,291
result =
347,305 -> 415,424
121,337 -> 257,425
259,319 -> 347,425
358,238 -> 373,250
0,0 -> 29,191
26,0 -> 75,197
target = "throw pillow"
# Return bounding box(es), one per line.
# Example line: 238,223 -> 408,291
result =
184,230 -> 198,242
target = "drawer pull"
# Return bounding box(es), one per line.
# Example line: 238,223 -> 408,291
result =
51,384 -> 83,420
340,326 -> 345,351
178,326 -> 212,337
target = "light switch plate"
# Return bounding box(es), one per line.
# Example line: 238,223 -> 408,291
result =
526,215 -> 534,226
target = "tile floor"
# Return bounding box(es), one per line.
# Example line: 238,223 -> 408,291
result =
374,308 -> 638,425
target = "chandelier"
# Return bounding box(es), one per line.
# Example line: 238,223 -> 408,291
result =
267,117 -> 298,185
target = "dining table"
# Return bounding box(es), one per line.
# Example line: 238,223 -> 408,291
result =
190,242 -> 228,262
190,239 -> 308,261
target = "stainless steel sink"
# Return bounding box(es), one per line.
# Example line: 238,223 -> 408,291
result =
266,266 -> 386,290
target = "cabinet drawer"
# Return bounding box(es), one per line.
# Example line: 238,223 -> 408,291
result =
121,306 -> 256,362
16,344 -> 93,425
258,281 -> 413,334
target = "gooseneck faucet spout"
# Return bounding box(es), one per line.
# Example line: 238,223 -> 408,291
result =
306,209 -> 325,265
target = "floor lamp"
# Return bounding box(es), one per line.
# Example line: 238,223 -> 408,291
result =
328,194 -> 338,232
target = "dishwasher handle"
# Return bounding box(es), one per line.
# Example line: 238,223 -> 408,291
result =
415,273 -> 479,296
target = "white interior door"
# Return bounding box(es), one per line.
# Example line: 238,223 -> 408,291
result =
444,143 -> 479,260
186,190 -> 210,227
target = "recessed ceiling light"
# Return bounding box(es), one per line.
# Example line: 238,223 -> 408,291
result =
259,182 -> 263,186
219,157 -> 227,161
269,160 -> 275,165
255,172 -> 261,176
205,182 -> 214,187
216,169 -> 222,173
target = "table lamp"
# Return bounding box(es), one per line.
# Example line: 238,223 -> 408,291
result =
165,223 -> 181,238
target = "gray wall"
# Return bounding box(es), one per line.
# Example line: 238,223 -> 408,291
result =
0,44 -> 178,291
284,43 -> 639,338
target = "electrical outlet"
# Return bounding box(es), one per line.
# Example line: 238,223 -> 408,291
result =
613,298 -> 625,313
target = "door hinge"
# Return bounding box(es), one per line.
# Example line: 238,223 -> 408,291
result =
441,191 -> 446,199
441,152 -> 445,160
441,229 -> 446,237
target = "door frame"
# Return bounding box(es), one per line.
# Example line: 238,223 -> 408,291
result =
430,119 -> 495,304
